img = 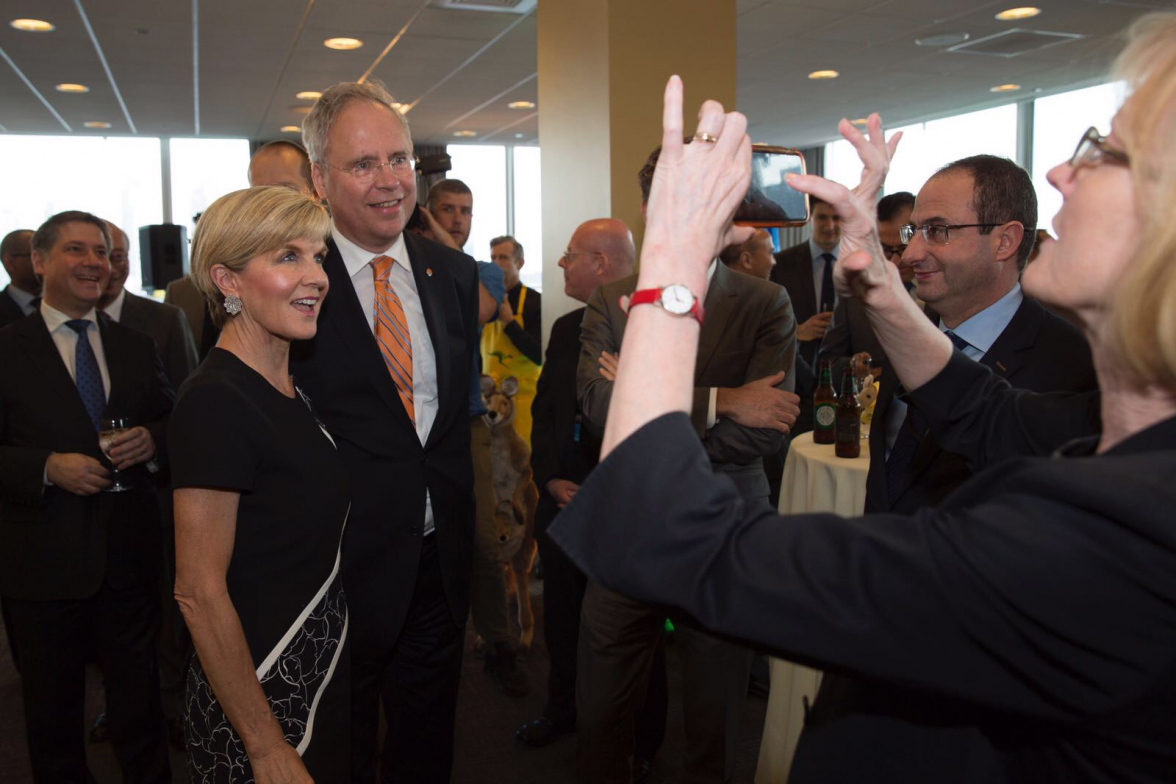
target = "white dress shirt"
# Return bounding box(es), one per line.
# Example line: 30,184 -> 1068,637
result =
102,287 -> 127,322
808,238 -> 840,311
333,228 -> 439,536
5,284 -> 37,315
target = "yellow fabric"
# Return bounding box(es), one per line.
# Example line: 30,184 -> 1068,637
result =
480,285 -> 541,444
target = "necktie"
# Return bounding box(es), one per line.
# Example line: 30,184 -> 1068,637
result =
818,253 -> 835,313
372,256 -> 415,423
66,319 -> 105,430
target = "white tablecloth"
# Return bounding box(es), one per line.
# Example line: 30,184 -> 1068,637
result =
755,431 -> 870,784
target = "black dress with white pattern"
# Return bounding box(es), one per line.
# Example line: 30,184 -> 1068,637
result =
170,349 -> 351,782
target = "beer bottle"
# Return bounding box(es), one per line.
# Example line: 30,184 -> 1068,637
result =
835,367 -> 862,458
812,359 -> 838,444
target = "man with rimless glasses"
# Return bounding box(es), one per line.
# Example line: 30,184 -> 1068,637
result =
801,153 -> 1099,781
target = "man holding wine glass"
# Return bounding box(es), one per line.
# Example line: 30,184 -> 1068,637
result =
0,210 -> 173,782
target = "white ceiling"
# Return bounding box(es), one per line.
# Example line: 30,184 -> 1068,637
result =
0,0 -> 1171,150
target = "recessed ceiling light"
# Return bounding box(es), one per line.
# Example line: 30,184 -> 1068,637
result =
390,102 -> 406,112
508,101 -> 536,109
324,37 -> 363,50
296,91 -> 322,100
290,106 -> 313,115
453,130 -> 477,137
916,32 -> 969,47
808,70 -> 839,80
850,119 -> 868,125
514,133 -> 525,139
84,121 -> 112,129
10,18 -> 55,32
281,125 -> 301,133
996,7 -> 1041,21
990,83 -> 1022,93
56,83 -> 90,93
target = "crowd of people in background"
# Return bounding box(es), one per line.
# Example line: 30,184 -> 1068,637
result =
1,10 -> 1175,784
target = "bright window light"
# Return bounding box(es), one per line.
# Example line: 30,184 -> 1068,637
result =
512,147 -> 543,292
446,145 -> 508,265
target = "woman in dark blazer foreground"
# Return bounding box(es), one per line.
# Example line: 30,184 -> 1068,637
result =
550,13 -> 1176,783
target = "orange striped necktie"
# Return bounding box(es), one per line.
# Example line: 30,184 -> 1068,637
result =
371,255 -> 415,424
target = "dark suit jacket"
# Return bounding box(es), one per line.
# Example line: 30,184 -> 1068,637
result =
119,290 -> 199,391
0,312 -> 173,600
817,297 -> 887,377
577,262 -> 797,500
771,241 -> 830,432
289,233 -> 480,654
866,295 -> 1097,515
531,307 -> 599,495
0,287 -> 26,329
549,353 -> 1176,781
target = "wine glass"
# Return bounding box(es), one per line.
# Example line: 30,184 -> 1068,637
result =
98,417 -> 133,493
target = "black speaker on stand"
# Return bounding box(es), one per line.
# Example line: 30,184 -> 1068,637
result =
139,224 -> 189,290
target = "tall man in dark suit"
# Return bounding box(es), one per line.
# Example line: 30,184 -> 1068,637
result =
794,156 -> 1098,784
0,229 -> 38,328
517,218 -> 670,757
100,222 -> 198,390
770,197 -> 841,434
0,211 -> 171,783
289,82 -> 480,783
574,146 -> 800,784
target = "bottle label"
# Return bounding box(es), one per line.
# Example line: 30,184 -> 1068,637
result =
815,403 -> 836,429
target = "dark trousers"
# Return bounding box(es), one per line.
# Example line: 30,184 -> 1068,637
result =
350,535 -> 464,784
6,581 -> 170,784
537,494 -> 668,758
577,582 -> 753,784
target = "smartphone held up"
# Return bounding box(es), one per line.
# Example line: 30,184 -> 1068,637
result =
733,144 -> 809,228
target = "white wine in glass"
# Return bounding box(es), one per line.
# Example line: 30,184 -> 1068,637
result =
98,417 -> 133,493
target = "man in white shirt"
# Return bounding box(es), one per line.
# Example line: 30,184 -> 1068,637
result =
289,82 -> 481,783
0,210 -> 172,783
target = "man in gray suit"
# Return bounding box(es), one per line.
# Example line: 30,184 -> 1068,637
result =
573,145 -> 799,784
100,223 -> 198,390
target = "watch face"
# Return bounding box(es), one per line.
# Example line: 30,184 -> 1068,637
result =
661,284 -> 695,315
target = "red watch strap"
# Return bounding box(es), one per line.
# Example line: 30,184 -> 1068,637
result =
622,287 -> 705,324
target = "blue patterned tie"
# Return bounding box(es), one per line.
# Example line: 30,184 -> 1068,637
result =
66,319 -> 105,429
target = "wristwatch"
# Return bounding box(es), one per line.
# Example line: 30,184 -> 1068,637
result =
622,284 -> 705,324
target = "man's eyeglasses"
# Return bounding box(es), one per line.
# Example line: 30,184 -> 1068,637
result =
880,242 -> 906,258
899,223 -> 1002,246
324,154 -> 419,182
1069,126 -> 1130,170
561,249 -> 602,261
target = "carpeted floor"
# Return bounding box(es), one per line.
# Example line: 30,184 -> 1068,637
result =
0,579 -> 768,783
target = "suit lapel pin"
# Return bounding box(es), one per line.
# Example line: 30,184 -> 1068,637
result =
426,267 -> 433,277
995,360 -> 1008,373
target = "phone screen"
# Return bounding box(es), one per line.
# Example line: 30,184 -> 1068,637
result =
734,145 -> 809,227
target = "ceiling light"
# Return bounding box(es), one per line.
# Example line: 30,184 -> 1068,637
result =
850,119 -> 868,125
296,91 -> 322,100
10,18 -> 55,32
390,102 -> 406,112
990,83 -> 1022,92
324,37 -> 363,50
84,121 -> 112,129
808,70 -> 839,80
514,133 -> 525,139
996,7 -> 1041,21
508,101 -> 536,109
56,83 -> 90,93
453,130 -> 477,137
281,125 -> 301,133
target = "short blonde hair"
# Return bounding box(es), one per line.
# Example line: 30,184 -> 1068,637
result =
1107,12 -> 1176,388
302,81 -> 411,165
190,186 -> 332,328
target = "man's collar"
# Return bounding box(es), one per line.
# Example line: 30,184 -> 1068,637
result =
41,300 -> 99,332
941,283 -> 1023,355
332,226 -> 410,279
5,284 -> 36,310
809,238 -> 839,261
102,287 -> 128,321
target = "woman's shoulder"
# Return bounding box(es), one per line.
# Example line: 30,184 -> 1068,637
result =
174,351 -> 261,420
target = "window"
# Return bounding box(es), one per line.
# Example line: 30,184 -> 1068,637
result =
1031,82 -> 1125,231
169,138 -> 251,241
512,147 -> 543,292
447,145 -> 508,264
0,135 -> 162,291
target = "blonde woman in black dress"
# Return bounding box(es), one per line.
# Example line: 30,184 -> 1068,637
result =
171,186 -> 350,782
